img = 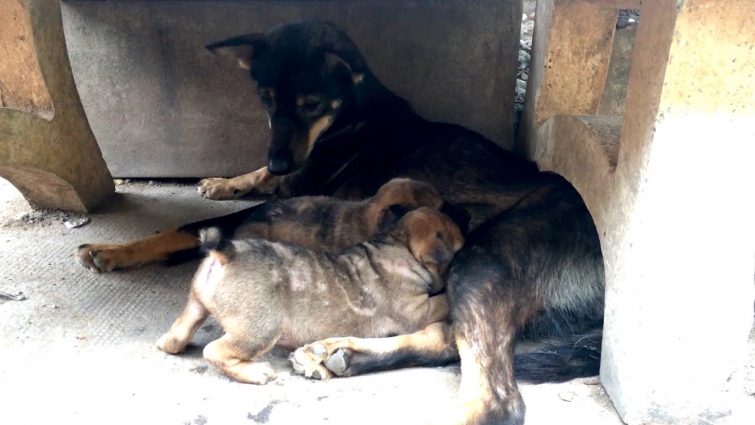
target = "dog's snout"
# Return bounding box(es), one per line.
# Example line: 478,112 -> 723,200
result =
268,152 -> 294,175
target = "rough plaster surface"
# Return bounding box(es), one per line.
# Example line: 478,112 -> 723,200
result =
0,0 -> 114,212
0,0 -> 53,118
597,24 -> 636,117
0,180 -> 625,425
61,0 -> 521,178
523,0 -> 755,423
532,0 -> 616,126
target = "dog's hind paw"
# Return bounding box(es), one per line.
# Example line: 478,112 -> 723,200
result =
322,348 -> 351,376
75,244 -> 121,273
290,344 -> 336,381
290,343 -> 354,380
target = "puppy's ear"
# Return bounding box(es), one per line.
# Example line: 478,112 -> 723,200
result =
206,34 -> 265,70
324,52 -> 364,84
439,203 -> 471,236
377,204 -> 412,233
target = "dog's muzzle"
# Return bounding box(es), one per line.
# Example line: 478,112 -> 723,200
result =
268,149 -> 295,175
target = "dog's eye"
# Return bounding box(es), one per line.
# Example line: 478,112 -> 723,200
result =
301,100 -> 322,114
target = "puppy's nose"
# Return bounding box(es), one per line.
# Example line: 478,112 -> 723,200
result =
268,151 -> 293,175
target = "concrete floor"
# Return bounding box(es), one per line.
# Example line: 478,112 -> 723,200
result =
0,179 -> 752,425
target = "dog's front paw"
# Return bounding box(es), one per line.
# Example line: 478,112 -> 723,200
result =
156,332 -> 188,354
75,244 -> 121,273
197,178 -> 246,200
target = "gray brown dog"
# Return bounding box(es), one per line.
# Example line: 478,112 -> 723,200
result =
156,207 -> 464,384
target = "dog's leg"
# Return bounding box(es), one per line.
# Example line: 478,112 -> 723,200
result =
75,228 -> 200,273
156,290 -> 209,354
203,333 -> 278,385
198,166 -> 281,200
440,265 -> 526,425
75,207 -> 257,273
290,321 -> 458,379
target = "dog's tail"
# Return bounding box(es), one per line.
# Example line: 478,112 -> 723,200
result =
513,327 -> 602,384
199,227 -> 235,265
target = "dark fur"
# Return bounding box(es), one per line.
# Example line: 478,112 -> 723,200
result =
76,20 -> 604,425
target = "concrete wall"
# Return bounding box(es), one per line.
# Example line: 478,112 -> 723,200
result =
61,0 -> 521,178
522,0 -> 755,423
0,0 -> 113,213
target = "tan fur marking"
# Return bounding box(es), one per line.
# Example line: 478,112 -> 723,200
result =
331,99 -> 342,109
307,114 -> 333,150
75,229 -> 199,272
453,337 -> 493,424
208,250 -> 229,266
295,321 -> 453,368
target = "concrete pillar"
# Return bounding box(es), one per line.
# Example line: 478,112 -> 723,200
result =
0,0 -> 114,212
522,0 -> 755,423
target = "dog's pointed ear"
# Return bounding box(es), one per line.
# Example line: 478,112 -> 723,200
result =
206,34 -> 265,70
324,52 -> 364,84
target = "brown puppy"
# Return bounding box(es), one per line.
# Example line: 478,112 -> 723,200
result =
156,207 -> 464,384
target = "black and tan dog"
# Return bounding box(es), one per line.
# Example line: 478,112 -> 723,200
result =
156,207 -> 464,384
75,21 -> 604,425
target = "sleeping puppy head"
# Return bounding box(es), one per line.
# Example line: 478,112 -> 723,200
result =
396,207 -> 465,281
206,20 -> 369,175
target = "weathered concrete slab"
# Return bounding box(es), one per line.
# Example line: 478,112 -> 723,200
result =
0,0 -> 114,212
523,0 -> 755,423
61,0 -> 522,178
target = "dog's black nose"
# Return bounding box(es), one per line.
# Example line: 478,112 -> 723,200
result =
268,156 -> 293,175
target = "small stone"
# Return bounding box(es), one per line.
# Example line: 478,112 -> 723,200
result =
518,50 -> 531,69
0,290 -> 27,301
64,217 -> 90,229
558,391 -> 575,402
113,179 -> 125,185
516,79 -> 527,101
583,377 -> 601,385
124,179 -> 132,184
